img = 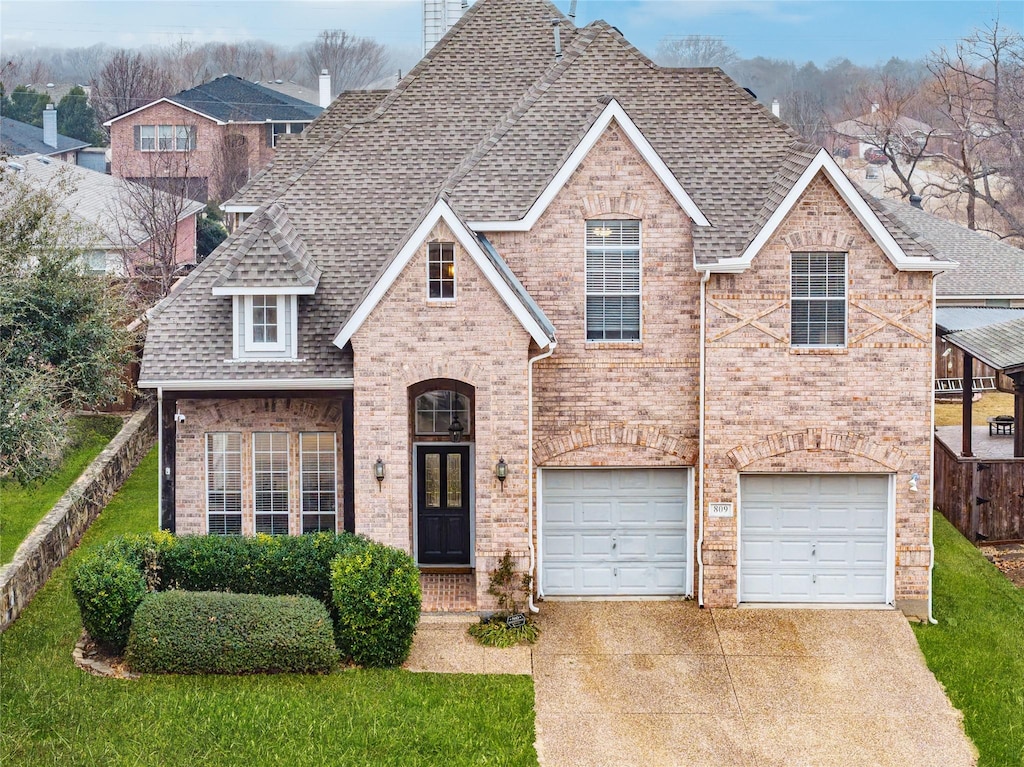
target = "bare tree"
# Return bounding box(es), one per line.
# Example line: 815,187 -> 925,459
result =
211,130 -> 253,202
656,35 -> 738,68
785,89 -> 831,145
833,75 -> 936,197
90,50 -> 173,127
925,21 -> 1024,238
161,39 -> 210,91
304,30 -> 390,94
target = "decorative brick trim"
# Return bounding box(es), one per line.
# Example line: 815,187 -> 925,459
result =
534,424 -> 693,464
727,427 -> 907,471
580,191 -> 646,220
208,397 -> 342,425
781,228 -> 857,252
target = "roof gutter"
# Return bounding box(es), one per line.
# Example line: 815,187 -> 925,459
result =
697,269 -> 710,607
138,377 -> 355,391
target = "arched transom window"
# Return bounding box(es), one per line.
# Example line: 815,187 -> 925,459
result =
415,390 -> 471,437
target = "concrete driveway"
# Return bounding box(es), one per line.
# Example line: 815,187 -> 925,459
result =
532,602 -> 976,767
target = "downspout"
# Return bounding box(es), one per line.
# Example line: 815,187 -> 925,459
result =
527,340 -> 557,614
927,278 -> 938,624
697,270 -> 710,607
157,386 -> 163,531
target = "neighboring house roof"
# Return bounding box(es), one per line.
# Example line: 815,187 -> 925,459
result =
834,113 -> 933,139
252,80 -> 320,107
944,317 -> 1024,375
105,75 -> 323,126
936,307 -> 1024,334
876,197 -> 1024,299
138,0 -> 955,388
3,153 -> 203,250
1,115 -> 90,157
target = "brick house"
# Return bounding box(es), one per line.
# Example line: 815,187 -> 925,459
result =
105,75 -> 323,203
139,0 -> 957,618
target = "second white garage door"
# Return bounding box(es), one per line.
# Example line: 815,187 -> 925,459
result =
740,474 -> 891,604
541,468 -> 691,597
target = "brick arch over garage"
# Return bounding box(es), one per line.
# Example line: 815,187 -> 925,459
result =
726,428 -> 907,472
533,425 -> 696,465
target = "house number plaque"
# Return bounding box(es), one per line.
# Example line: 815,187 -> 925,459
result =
708,502 -> 734,518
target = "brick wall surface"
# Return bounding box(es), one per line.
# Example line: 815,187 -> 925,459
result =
351,220 -> 535,609
702,171 -> 934,613
173,397 -> 344,536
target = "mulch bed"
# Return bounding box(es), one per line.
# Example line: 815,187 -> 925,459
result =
979,543 -> 1024,589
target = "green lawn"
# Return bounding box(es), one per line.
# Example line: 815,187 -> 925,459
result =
1,415 -> 124,564
914,514 -> 1024,767
0,447 -> 538,767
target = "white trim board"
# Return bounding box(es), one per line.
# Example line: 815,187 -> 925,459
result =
138,377 -> 354,391
213,286 -> 316,296
702,149 -> 958,274
332,199 -> 554,349
467,100 -> 711,232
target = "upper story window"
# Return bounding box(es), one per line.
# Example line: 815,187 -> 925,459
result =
585,220 -> 641,341
791,251 -> 847,347
415,390 -> 471,437
245,294 -> 286,352
270,123 -> 305,148
135,124 -> 196,152
428,243 -> 455,300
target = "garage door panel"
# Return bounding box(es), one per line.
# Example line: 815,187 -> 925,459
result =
542,469 -> 690,597
740,474 -> 890,604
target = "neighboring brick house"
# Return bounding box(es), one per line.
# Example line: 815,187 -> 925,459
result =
104,75 -> 323,203
140,0 -> 960,618
1,109 -> 90,164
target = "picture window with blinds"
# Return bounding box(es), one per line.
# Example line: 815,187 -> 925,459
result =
206,433 -> 242,535
428,243 -> 456,300
586,220 -> 641,341
791,251 -> 847,347
253,433 -> 290,535
300,433 -> 337,534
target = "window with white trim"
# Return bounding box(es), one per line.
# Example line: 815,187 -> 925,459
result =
139,125 -> 155,151
427,242 -> 455,300
245,294 -> 286,352
790,251 -> 847,347
135,124 -> 195,152
254,432 -> 289,535
300,433 -> 337,533
585,220 -> 641,341
157,124 -> 174,151
207,432 -> 242,535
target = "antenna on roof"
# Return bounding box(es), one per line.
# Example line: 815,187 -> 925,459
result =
568,0 -> 577,19
552,19 -> 563,60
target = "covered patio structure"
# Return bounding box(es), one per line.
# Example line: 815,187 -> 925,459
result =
934,317 -> 1024,543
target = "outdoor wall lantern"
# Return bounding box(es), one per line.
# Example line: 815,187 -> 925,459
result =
374,458 -> 385,490
909,472 -> 920,493
495,457 -> 508,489
448,413 -> 464,443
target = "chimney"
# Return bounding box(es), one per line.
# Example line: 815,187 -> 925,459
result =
771,99 -> 780,118
871,103 -> 880,114
568,0 -> 577,19
43,104 -> 57,149
319,69 -> 332,108
423,0 -> 468,54
909,194 -> 923,209
553,19 -> 563,60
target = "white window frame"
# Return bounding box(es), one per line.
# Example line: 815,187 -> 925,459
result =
175,125 -> 197,151
300,432 -> 338,534
139,125 -> 155,152
157,124 -> 174,151
584,219 -> 642,342
253,432 -> 290,535
244,294 -> 287,353
790,251 -> 848,348
427,242 -> 456,302
271,122 -> 304,148
205,432 -> 242,535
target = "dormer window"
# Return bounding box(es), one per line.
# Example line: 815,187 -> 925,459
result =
428,243 -> 455,300
244,294 -> 287,353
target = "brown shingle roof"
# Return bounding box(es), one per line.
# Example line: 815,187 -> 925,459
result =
213,203 -> 320,292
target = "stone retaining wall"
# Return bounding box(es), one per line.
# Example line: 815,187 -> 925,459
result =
0,403 -> 157,632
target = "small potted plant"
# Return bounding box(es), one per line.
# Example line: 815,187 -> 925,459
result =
468,550 -> 540,647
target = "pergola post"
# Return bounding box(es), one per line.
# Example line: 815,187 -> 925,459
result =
1013,374 -> 1024,459
961,353 -> 973,458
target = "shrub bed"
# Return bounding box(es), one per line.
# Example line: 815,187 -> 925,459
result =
125,591 -> 338,674
331,541 -> 422,668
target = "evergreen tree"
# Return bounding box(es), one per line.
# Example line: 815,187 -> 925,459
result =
57,86 -> 103,145
6,86 -> 50,127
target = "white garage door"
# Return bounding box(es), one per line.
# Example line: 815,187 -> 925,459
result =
740,474 -> 891,604
541,469 -> 690,596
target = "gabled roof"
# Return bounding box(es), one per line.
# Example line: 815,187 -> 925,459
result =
834,113 -> 933,139
212,203 -> 320,295
3,153 -> 202,250
936,307 -> 1024,334
944,317 -> 1024,375
333,198 -> 555,348
1,115 -> 90,156
104,75 -> 323,126
876,197 -> 1024,299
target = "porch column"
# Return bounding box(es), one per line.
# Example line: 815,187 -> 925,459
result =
961,353 -> 973,458
1013,374 -> 1024,459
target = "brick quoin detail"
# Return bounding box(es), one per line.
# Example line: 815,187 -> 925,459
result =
534,425 -> 695,465
726,428 -> 908,471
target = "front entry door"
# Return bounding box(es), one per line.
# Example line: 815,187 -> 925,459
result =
416,445 -> 471,565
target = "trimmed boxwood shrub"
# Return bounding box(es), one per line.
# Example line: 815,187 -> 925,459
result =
125,591 -> 338,674
331,542 -> 421,667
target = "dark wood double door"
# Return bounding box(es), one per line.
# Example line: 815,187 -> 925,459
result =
416,445 -> 471,565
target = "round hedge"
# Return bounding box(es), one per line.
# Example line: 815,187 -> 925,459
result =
331,542 -> 421,668
125,591 -> 338,674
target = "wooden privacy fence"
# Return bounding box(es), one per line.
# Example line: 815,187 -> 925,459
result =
934,437 -> 1024,542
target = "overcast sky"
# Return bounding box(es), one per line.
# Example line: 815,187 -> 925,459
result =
1,0 -> 1021,66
